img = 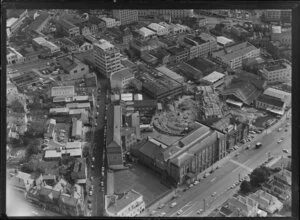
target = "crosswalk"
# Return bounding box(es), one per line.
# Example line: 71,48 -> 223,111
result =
229,159 -> 253,172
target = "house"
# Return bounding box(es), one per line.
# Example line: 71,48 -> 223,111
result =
105,190 -> 145,217
110,68 -> 134,90
71,36 -> 94,52
7,47 -> 25,65
8,170 -> 34,192
57,55 -> 89,79
263,87 -> 291,107
27,11 -> 50,35
226,195 -> 259,217
262,178 -> 291,201
249,190 -> 283,213
54,38 -> 79,52
272,169 -> 291,186
101,17 -> 121,28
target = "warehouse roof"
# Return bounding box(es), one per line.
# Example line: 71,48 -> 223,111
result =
201,71 -> 225,83
256,94 -> 285,108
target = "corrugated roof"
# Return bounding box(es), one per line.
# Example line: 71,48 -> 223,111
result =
201,71 -> 225,83
221,81 -> 261,105
256,94 -> 284,108
179,125 -> 210,147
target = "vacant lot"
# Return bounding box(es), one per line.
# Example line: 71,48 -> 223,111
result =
114,163 -> 170,205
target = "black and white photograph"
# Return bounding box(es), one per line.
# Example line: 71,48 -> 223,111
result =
4,8 -> 294,217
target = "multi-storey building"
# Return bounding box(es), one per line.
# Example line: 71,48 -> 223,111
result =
112,10 -> 138,25
263,10 -> 291,23
138,9 -> 193,18
211,41 -> 260,70
101,17 -> 121,28
94,39 -> 123,78
167,46 -> 190,63
147,23 -> 169,36
259,60 -> 291,84
255,94 -> 286,115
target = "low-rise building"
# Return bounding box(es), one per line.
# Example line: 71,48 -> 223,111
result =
27,11 -> 50,35
6,9 -> 28,37
105,190 -> 145,217
249,190 -> 283,214
262,178 -> 291,201
71,118 -> 83,140
138,27 -> 156,38
32,37 -> 60,54
263,87 -> 291,107
226,195 -> 258,217
8,170 -> 34,192
45,119 -> 56,139
156,66 -> 184,83
200,71 -> 225,88
71,36 -> 94,52
58,55 -> 89,79
71,158 -> 87,185
255,94 -> 286,115
51,86 -> 75,97
56,19 -> 80,37
7,47 -> 25,65
147,23 -> 169,36
10,71 -> 40,89
216,36 -> 234,47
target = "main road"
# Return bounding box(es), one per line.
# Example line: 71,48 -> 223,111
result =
153,118 -> 291,217
90,74 -> 110,217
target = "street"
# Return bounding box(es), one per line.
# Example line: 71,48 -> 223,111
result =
89,75 -> 110,217
152,118 -> 291,217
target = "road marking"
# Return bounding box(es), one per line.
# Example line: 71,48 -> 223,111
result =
210,177 -> 216,182
229,159 -> 253,172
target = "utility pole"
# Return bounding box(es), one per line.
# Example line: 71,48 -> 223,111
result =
203,198 -> 206,211
238,173 -> 241,181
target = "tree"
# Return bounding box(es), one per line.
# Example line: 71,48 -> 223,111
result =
240,180 -> 252,194
250,166 -> 271,187
25,140 -> 41,159
10,100 -> 25,113
20,163 -> 35,173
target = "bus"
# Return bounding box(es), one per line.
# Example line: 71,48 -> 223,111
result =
255,142 -> 262,149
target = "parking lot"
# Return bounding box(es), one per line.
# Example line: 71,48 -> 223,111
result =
114,163 -> 170,205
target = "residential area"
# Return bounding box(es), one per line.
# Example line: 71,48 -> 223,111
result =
6,9 -> 292,217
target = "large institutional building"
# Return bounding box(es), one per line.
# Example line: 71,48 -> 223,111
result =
94,39 -> 123,78
138,9 -> 194,18
112,10 -> 139,25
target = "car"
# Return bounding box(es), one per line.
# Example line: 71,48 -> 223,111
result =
183,188 -> 188,192
277,140 -> 283,144
160,212 -> 166,216
204,173 -> 210,178
100,186 -> 104,192
170,202 -> 177,208
158,203 -> 165,209
197,209 -> 203,214
194,180 -> 200,185
102,167 -> 105,172
278,128 -> 282,132
189,183 -> 194,188
282,149 -> 289,153
87,199 -> 92,204
92,157 -> 95,162
285,128 -> 288,132
88,203 -> 92,209
211,192 -> 217,197
246,145 -> 250,149
91,165 -> 94,170
100,181 -> 104,187
89,191 -> 93,196
177,209 -> 183,215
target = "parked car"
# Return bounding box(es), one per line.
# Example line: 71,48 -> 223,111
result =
189,183 -> 194,188
170,202 -> 177,208
211,192 -> 217,197
197,209 -> 203,214
194,180 -> 200,185
158,203 -> 165,209
282,149 -> 289,153
177,209 -> 183,215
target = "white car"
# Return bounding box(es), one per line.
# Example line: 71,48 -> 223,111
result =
194,180 -> 199,185
160,212 -> 166,216
211,192 -> 217,197
102,167 -> 105,172
197,209 -> 203,214
177,209 -> 183,215
277,140 -> 283,144
189,183 -> 194,188
170,202 -> 177,208
89,190 -> 93,196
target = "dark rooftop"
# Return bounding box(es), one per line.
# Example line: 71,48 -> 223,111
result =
167,46 -> 187,55
28,11 -> 49,32
186,57 -> 216,74
256,94 -> 285,108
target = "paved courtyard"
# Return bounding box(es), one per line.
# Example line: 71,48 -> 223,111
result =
114,163 -> 170,205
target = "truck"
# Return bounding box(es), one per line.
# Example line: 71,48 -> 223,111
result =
255,142 -> 262,149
